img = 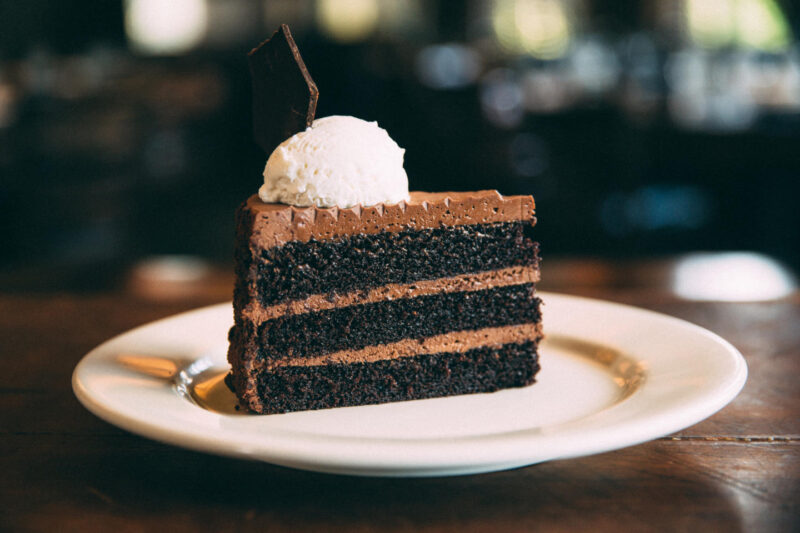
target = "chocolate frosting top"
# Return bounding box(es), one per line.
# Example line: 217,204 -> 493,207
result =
244,190 -> 536,248
245,190 -> 535,248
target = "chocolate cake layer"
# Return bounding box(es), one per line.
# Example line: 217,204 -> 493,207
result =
251,284 -> 540,361
251,341 -> 540,414
241,219 -> 538,307
243,266 -> 539,322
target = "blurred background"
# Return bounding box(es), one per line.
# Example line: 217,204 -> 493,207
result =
1,0 -> 798,300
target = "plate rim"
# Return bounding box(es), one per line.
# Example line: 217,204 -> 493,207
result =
72,291 -> 748,476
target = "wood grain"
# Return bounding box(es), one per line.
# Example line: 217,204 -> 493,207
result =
1,288 -> 798,532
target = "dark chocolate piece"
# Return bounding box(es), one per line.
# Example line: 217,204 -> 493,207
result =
248,24 -> 318,155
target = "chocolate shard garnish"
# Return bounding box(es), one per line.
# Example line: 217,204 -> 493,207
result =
248,24 -> 318,155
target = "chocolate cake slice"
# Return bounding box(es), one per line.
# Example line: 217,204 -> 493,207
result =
228,190 -> 542,414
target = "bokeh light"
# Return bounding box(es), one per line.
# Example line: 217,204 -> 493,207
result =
686,0 -> 791,52
672,252 -> 796,301
316,0 -> 380,43
493,0 -> 571,59
125,0 -> 208,55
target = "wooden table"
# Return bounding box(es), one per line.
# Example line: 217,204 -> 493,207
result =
2,285 -> 798,531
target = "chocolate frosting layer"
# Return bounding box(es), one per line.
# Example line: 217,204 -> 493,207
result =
244,190 -> 535,248
269,323 -> 543,368
243,266 -> 539,322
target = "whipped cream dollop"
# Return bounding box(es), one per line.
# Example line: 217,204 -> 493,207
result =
259,115 -> 410,208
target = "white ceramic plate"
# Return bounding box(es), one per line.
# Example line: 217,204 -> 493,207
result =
72,292 -> 747,477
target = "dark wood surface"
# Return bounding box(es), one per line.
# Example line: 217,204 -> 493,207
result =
2,279 -> 799,532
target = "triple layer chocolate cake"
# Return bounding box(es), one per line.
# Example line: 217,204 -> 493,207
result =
226,25 -> 542,414
228,191 -> 541,414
